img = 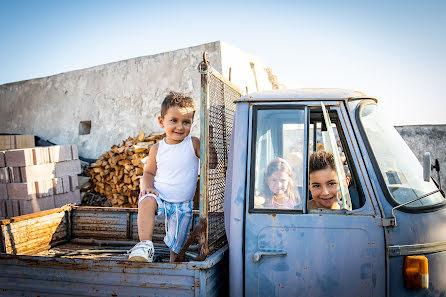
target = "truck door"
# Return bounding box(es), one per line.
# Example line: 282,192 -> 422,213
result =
244,102 -> 386,296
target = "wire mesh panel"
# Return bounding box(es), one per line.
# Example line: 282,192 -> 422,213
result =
206,71 -> 240,252
198,60 -> 241,257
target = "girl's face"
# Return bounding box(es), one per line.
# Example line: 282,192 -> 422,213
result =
309,168 -> 339,209
267,171 -> 289,196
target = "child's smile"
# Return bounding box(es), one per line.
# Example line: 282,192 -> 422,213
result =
158,106 -> 195,144
267,171 -> 289,196
309,168 -> 340,209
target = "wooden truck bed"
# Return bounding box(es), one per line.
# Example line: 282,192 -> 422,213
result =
0,205 -> 228,296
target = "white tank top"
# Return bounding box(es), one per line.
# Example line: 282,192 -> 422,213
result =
154,135 -> 199,203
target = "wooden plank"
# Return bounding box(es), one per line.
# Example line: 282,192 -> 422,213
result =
1,208 -> 68,254
1,205 -> 72,225
3,222 -> 67,252
0,135 -> 15,150
15,135 -> 35,149
4,211 -> 66,229
3,223 -> 66,246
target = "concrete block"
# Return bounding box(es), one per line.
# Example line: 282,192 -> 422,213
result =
50,145 -> 73,163
0,167 -> 9,183
0,183 -> 8,199
36,179 -> 54,198
71,145 -> 79,160
0,151 -> 5,167
0,200 -> 6,218
7,182 -> 37,200
54,189 -> 81,208
44,147 -> 51,164
12,199 -> 20,216
0,135 -> 15,150
6,200 -> 13,217
55,160 -> 81,177
33,147 -> 51,165
5,148 -> 35,167
20,163 -> 56,183
42,147 -> 50,164
10,167 -> 22,183
62,176 -> 70,193
32,148 -> 42,165
15,135 -> 35,149
52,177 -> 64,194
69,175 -> 79,191
18,196 -> 56,215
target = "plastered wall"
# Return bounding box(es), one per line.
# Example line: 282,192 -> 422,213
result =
0,41 -> 278,159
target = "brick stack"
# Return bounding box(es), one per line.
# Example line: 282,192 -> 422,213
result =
0,135 -> 35,150
0,145 -> 81,219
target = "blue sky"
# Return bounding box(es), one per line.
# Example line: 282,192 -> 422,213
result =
1,0 -> 445,125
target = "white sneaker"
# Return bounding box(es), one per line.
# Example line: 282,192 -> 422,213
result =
128,240 -> 155,262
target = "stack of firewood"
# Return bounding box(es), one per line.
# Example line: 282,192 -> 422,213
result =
89,131 -> 165,208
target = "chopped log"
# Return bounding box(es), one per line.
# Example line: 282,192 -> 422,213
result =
137,130 -> 145,142
88,131 -> 165,208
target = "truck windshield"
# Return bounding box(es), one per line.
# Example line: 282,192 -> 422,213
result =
358,102 -> 445,208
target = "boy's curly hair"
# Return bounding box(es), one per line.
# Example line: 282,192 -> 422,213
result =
309,151 -> 335,174
161,91 -> 195,118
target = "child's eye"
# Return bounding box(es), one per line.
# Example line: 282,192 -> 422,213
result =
171,119 -> 177,123
329,182 -> 338,186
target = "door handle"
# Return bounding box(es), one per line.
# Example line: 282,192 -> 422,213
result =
253,251 -> 287,263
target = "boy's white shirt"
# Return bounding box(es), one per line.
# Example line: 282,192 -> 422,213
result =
153,135 -> 199,203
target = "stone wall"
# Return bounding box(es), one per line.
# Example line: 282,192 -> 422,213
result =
396,124 -> 446,187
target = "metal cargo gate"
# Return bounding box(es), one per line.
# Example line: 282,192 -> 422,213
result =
198,53 -> 241,259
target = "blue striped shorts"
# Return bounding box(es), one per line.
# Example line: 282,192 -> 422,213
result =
139,194 -> 193,254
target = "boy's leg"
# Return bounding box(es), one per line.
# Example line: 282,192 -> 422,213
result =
128,195 -> 159,262
137,196 -> 158,241
170,249 -> 179,263
165,201 -> 193,263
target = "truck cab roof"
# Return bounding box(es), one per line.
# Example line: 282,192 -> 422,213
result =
236,88 -> 375,103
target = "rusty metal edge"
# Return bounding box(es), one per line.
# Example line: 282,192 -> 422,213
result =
66,208 -> 72,242
126,212 -> 131,240
72,205 -> 201,215
0,225 -> 6,253
175,217 -> 206,262
199,53 -> 210,260
209,67 -> 242,95
72,206 -> 138,213
0,204 -> 73,225
189,244 -> 228,270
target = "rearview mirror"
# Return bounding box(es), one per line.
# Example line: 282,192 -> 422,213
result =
423,152 -> 431,182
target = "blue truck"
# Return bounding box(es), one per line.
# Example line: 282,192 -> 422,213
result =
1,57 -> 445,296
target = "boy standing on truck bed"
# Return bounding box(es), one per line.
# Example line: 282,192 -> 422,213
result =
128,91 -> 200,263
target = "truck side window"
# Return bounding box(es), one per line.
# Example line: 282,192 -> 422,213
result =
309,109 -> 365,210
252,108 -> 305,211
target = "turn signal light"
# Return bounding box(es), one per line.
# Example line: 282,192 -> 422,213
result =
404,256 -> 429,289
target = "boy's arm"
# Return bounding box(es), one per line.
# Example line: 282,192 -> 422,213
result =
139,142 -> 159,197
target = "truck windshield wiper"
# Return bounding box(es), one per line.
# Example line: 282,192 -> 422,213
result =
384,189 -> 441,227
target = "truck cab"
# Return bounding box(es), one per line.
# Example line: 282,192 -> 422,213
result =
224,88 -> 446,296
